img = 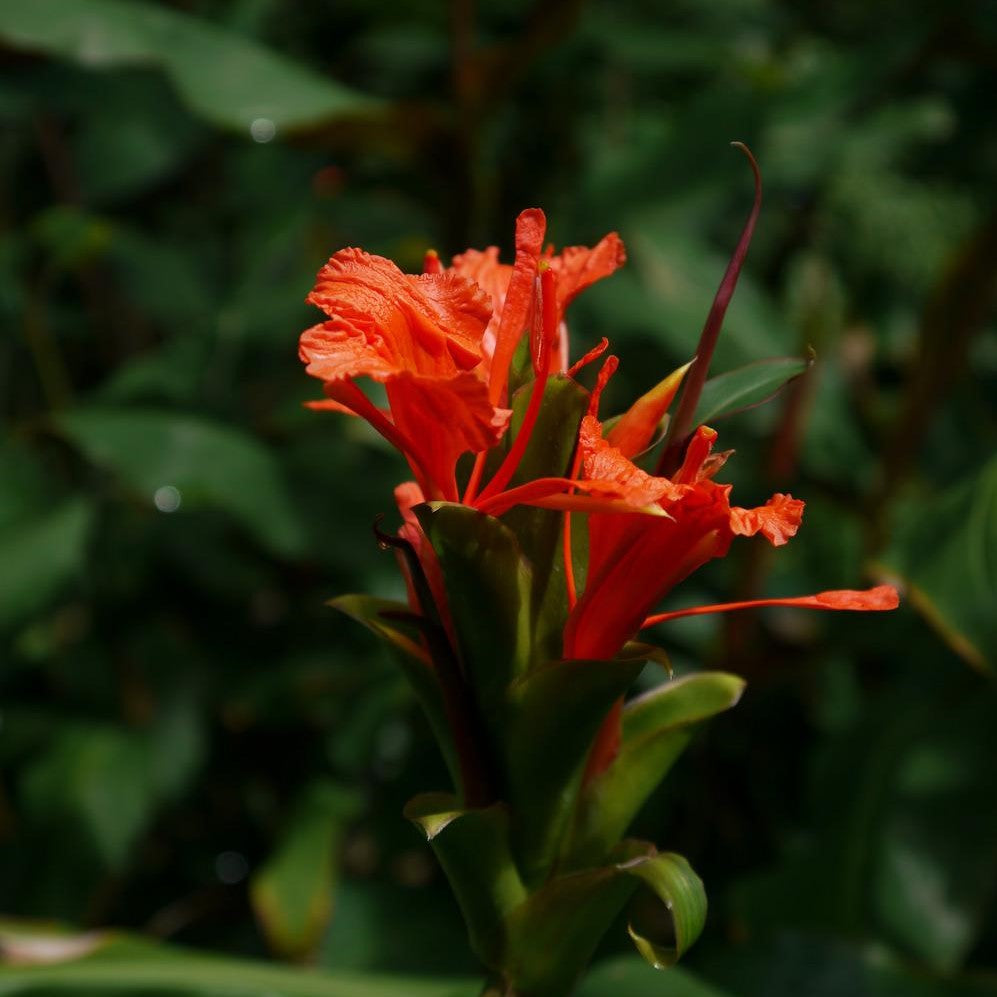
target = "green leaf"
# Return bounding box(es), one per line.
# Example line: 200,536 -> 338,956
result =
692,356 -> 812,427
578,956 -> 734,997
0,0 -> 381,132
504,656 -> 646,885
55,408 -> 305,558
405,794 -> 526,969
623,851 -> 707,969
565,673 -> 745,865
417,504 -> 532,727
499,375 -> 589,663
329,594 -> 460,789
0,498 -> 93,630
73,72 -> 203,203
251,780 -> 361,961
502,842 -> 648,997
501,843 -> 706,995
0,922 -> 476,996
19,725 -> 153,870
730,680 -> 997,973
877,455 -> 997,672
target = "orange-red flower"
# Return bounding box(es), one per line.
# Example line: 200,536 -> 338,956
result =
562,418 -> 808,662
302,201 -> 901,788
450,214 -> 625,398
299,248 -> 509,501
300,213 -> 625,505
557,401 -> 897,780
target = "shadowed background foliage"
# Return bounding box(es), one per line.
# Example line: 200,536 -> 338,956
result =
1,0 -> 996,994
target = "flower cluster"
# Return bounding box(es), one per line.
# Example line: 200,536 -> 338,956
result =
299,191 -> 898,995
300,207 -> 896,772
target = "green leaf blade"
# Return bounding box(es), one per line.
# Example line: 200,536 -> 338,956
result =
55,408 -> 306,558
692,356 -> 811,427
0,0 -> 382,131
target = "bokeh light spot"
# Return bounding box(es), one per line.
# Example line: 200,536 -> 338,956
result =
249,117 -> 276,143
153,485 -> 182,513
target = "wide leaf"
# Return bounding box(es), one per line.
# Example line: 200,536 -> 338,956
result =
55,408 -> 305,558
0,0 -> 380,131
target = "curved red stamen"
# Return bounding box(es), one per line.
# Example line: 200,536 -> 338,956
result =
567,337 -> 610,378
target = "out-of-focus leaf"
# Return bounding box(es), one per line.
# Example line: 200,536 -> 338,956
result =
578,955 -> 733,997
878,456 -> 997,671
0,921 -> 476,996
251,780 -> 360,961
30,205 -> 112,271
565,673 -> 745,866
628,229 -> 788,369
692,356 -> 812,427
55,408 -> 305,558
405,793 -> 525,969
73,72 -> 203,203
329,594 -> 460,787
731,684 -> 997,973
147,690 -> 206,803
0,498 -> 93,630
504,656 -> 645,886
701,932 -> 997,997
0,0 -> 381,132
19,725 -> 153,870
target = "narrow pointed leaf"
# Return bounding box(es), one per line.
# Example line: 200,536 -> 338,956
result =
417,504 -> 532,723
405,794 -> 525,968
504,656 -> 646,885
692,356 -> 811,427
499,375 -> 589,663
566,673 -> 745,865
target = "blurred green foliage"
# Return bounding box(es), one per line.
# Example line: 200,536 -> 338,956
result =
0,0 -> 995,993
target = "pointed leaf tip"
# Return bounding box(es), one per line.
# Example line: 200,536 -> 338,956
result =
607,360 -> 694,458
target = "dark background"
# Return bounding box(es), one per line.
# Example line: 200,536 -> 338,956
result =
1,1 -> 996,994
